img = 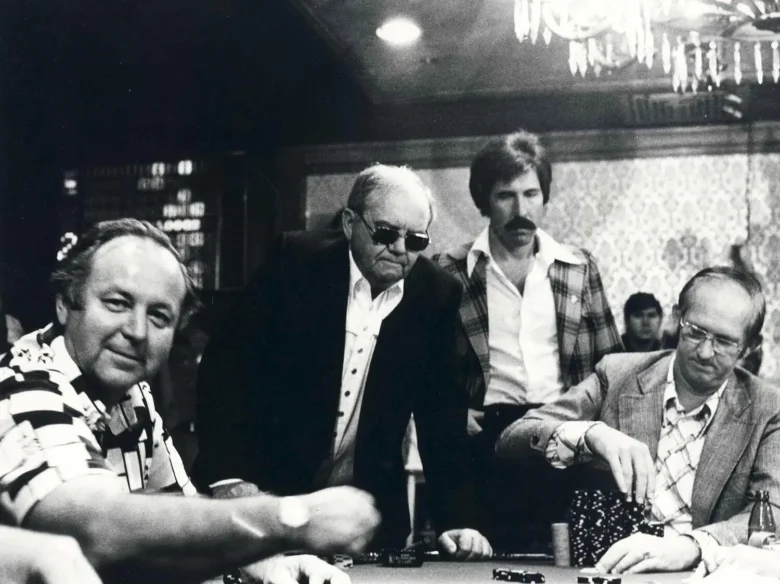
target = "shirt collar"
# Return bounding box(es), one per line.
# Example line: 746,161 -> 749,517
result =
466,226 -> 584,277
348,248 -> 404,299
664,353 -> 727,427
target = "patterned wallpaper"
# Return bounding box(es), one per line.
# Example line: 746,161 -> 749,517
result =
306,152 -> 780,378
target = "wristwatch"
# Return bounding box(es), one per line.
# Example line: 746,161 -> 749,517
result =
278,497 -> 311,529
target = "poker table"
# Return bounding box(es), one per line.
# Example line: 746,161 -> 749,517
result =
204,559 -> 692,584
343,561 -> 689,584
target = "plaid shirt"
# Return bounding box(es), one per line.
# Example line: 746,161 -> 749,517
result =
433,229 -> 622,406
651,355 -> 725,536
0,325 -> 195,524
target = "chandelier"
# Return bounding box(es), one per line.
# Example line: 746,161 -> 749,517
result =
514,0 -> 780,92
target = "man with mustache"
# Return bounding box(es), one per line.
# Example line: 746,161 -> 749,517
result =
434,130 -> 622,549
0,219 -> 380,583
195,164 -> 492,558
497,267 -> 780,575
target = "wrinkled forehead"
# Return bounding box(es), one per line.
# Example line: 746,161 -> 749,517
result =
363,181 -> 432,231
88,236 -> 187,303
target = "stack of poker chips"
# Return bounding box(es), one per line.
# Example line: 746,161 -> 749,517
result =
568,490 -> 664,567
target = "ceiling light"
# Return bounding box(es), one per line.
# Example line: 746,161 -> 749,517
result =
376,18 -> 422,46
514,0 -> 780,93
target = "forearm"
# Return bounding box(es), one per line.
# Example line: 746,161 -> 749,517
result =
27,479 -> 296,582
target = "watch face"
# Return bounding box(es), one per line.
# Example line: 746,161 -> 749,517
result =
279,498 -> 310,528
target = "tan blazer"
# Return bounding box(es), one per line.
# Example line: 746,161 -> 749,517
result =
497,350 -> 780,546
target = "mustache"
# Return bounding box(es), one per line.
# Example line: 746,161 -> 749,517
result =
505,216 -> 537,231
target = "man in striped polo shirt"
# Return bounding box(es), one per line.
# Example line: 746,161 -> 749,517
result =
0,218 -> 379,583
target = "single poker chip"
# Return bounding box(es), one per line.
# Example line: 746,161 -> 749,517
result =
492,569 -> 545,583
330,554 -> 354,569
381,549 -> 424,567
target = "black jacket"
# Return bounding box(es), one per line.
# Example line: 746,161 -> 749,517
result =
193,230 -> 474,546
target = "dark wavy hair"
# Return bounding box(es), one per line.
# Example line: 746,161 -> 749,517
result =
678,266 -> 765,345
51,218 -> 200,331
623,292 -> 663,322
469,130 -> 552,216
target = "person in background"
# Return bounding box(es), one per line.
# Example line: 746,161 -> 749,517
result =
0,218 -> 380,584
0,527 -> 102,584
433,130 -> 622,549
497,267 -> 780,574
621,292 -> 663,353
195,164 -> 492,558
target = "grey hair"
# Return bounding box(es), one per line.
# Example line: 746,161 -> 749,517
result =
346,163 -> 436,227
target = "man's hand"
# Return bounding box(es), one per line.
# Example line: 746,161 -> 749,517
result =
584,424 -> 656,503
438,529 -> 493,560
1,528 -> 102,584
467,409 -> 484,437
241,555 -> 350,584
703,544 -> 780,580
595,533 -> 700,574
295,487 -> 381,555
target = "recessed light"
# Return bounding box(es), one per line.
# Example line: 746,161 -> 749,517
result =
376,17 -> 421,46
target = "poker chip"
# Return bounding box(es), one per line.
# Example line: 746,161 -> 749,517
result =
567,489 -> 661,567
492,569 -> 545,583
330,554 -> 354,569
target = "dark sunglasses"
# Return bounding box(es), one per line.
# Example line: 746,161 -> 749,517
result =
354,212 -> 430,252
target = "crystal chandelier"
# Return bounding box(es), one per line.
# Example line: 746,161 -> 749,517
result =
514,0 -> 780,92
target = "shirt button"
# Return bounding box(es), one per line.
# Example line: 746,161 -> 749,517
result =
338,411 -> 344,417
358,348 -> 364,354
345,391 -> 351,397
351,368 -> 357,374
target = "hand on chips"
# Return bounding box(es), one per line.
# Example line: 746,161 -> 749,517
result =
595,533 -> 700,574
584,425 -> 656,504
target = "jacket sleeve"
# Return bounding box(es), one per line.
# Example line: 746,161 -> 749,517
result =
412,278 -> 476,533
698,408 -> 780,546
584,250 -> 624,363
191,234 -> 286,490
495,359 -> 610,461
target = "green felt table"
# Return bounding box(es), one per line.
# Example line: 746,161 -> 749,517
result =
343,561 -> 690,584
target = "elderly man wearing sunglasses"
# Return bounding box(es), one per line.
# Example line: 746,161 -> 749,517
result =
497,266 -> 780,576
195,163 -> 492,559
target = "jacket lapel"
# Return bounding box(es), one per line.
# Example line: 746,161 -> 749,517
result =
619,355 -> 669,461
691,374 -> 752,528
549,260 -> 585,383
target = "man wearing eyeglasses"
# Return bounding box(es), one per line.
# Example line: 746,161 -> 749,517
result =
195,164 -> 492,559
497,266 -> 780,575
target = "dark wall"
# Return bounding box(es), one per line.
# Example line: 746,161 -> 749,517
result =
0,0 -> 368,329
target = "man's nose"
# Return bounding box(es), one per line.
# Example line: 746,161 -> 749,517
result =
387,234 -> 407,254
696,337 -> 716,359
123,309 -> 148,341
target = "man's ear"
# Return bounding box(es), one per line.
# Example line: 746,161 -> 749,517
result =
342,208 -> 355,240
741,333 -> 763,359
55,294 -> 69,326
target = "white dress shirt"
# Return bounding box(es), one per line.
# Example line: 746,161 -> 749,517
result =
322,251 -> 404,486
466,227 -> 583,406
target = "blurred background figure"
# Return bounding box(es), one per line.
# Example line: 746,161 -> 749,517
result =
621,292 -> 663,353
